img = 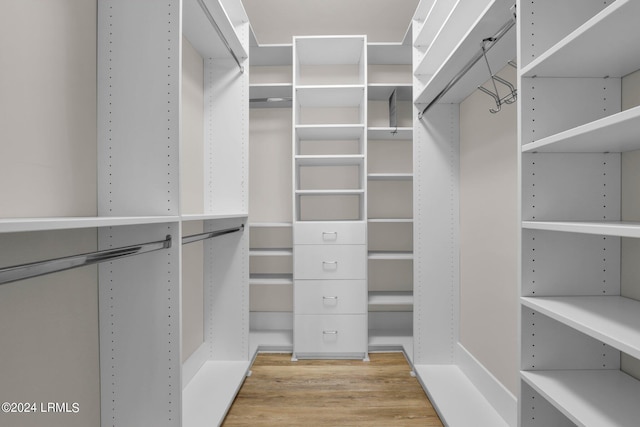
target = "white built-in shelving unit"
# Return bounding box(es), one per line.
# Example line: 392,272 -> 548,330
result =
412,0 -> 515,426
248,36 -> 415,358
518,0 -> 640,425
291,35 -> 369,360
247,35 -> 295,350
0,1 -> 250,426
367,40 -> 414,350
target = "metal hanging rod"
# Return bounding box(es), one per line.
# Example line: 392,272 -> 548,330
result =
0,235 -> 172,286
182,224 -> 244,245
196,0 -> 244,73
249,97 -> 292,103
418,17 -> 516,119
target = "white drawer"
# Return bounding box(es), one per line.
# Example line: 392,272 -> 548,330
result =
295,280 -> 367,314
294,222 -> 366,245
294,314 -> 367,356
294,245 -> 366,280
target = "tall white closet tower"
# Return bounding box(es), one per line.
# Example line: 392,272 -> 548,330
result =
291,36 -> 369,360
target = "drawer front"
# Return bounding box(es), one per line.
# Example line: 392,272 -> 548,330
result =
295,280 -> 367,314
294,245 -> 366,280
294,222 -> 366,245
294,314 -> 367,355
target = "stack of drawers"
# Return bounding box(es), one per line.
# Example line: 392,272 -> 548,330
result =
293,222 -> 368,359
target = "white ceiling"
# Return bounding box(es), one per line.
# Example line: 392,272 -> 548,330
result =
241,0 -> 420,45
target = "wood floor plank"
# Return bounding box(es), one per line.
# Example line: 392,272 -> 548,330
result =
222,352 -> 443,426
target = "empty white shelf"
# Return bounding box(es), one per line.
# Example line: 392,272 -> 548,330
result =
521,0 -> 640,78
368,251 -> 414,260
296,189 -> 365,196
522,105 -> 640,153
521,369 -> 640,427
522,221 -> 640,238
295,124 -> 365,140
296,85 -> 365,107
182,361 -> 250,427
0,216 -> 181,233
368,218 -> 414,223
415,365 -> 509,427
368,173 -> 413,181
369,291 -> 414,306
181,213 -> 248,222
367,127 -> 413,140
249,274 -> 294,286
249,222 -> 292,228
249,248 -> 293,257
522,296 -> 640,359
295,155 -> 365,166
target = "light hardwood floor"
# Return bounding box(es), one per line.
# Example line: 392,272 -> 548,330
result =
222,352 -> 443,426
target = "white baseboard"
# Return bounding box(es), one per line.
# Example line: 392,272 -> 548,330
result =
456,343 -> 517,426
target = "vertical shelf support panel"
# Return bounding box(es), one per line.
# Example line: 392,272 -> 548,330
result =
204,218 -> 249,360
204,27 -> 249,215
413,103 -> 459,364
97,0 -> 180,217
97,2 -> 181,425
98,223 -> 181,427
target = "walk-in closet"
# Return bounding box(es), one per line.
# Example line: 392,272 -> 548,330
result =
2,0 -> 640,426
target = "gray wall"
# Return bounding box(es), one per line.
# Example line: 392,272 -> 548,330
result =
0,2 -> 100,426
459,65 -> 519,395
